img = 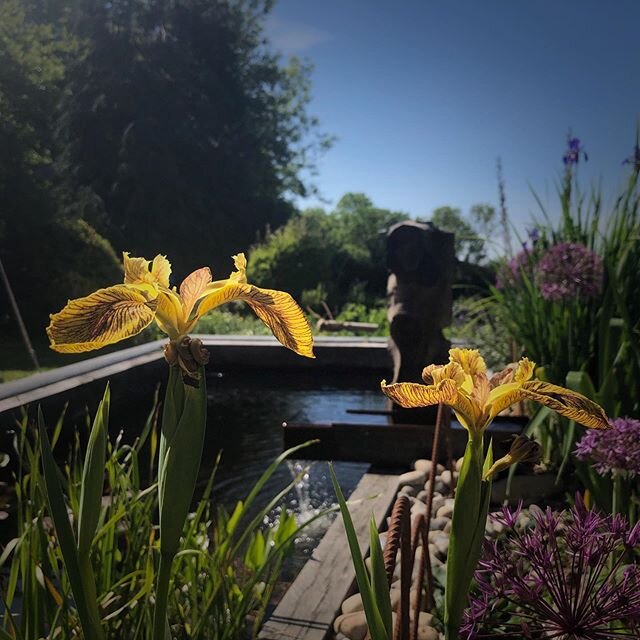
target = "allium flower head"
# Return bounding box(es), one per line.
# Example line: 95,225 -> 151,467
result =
536,242 -> 603,301
495,248 -> 534,290
575,417 -> 640,476
462,495 -> 640,639
564,136 -> 588,165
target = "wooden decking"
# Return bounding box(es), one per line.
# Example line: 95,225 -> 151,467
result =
258,471 -> 401,640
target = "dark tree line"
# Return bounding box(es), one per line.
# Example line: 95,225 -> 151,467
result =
0,0 -> 329,340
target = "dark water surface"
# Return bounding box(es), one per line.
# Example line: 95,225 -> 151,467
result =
203,368 -> 388,573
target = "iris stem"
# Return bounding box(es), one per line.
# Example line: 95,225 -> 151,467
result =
153,553 -> 173,640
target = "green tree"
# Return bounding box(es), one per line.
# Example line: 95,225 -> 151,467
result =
0,0 -> 120,339
249,193 -> 408,312
430,205 -> 496,264
57,0 -> 332,277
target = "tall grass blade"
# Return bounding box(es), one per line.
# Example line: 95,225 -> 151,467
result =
38,408 -> 104,640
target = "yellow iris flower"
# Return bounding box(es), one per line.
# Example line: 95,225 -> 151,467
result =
381,347 -> 609,434
47,252 -> 314,358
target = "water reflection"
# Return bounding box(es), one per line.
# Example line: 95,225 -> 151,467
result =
203,368 -> 387,571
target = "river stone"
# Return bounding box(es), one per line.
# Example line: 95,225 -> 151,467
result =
416,489 -> 428,502
432,533 -> 449,557
455,457 -> 464,471
430,494 -> 445,513
414,460 -> 445,475
424,479 -> 448,495
430,516 -> 449,530
417,624 -> 439,640
411,501 -> 428,517
436,503 -> 453,519
399,469 -> 428,488
333,611 -> 368,640
341,592 -> 364,614
399,484 -> 418,497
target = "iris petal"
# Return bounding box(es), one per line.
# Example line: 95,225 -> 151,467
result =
520,380 -> 610,430
194,282 -> 314,358
47,285 -> 157,353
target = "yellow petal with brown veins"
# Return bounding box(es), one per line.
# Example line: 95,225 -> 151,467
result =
47,285 -> 158,353
520,380 -> 610,430
180,267 -> 213,318
380,379 -> 458,408
123,252 -> 171,288
195,282 -> 314,358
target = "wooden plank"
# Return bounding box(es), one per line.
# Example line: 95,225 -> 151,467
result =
282,418 -> 527,467
258,471 -> 401,640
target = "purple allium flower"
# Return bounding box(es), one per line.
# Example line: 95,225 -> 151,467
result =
495,248 -> 534,290
564,136 -> 588,166
622,144 -> 640,171
462,496 -> 640,639
536,242 -> 603,301
575,417 -> 640,477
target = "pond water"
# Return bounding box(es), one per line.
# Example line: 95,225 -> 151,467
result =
203,368 -> 389,574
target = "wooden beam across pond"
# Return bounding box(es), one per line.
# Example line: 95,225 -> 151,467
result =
282,417 -> 526,467
258,470 -> 401,640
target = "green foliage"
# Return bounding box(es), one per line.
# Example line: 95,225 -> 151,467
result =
2,399 -> 320,639
445,296 -> 512,370
490,155 -> 640,471
329,464 -> 391,640
0,0 -> 329,344
0,0 -> 120,334
429,204 -> 497,265
445,436 -> 492,640
56,0 -> 331,277
192,308 -> 275,336
249,193 -> 408,313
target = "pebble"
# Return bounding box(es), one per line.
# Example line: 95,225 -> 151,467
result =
430,493 -> 445,514
333,611 -> 368,640
399,485 -> 418,497
436,503 -> 453,519
341,593 -> 363,614
424,479 -> 447,495
411,501 -> 428,517
414,459 -> 445,475
430,516 -> 449,531
432,534 -> 449,557
399,469 -> 429,488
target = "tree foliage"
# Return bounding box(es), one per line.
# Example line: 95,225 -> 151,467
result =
0,0 -> 329,343
0,0 -> 121,334
430,204 -> 496,265
57,0 -> 331,277
249,193 -> 408,313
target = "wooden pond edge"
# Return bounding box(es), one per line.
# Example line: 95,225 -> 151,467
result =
258,470 -> 401,640
0,335 -> 391,416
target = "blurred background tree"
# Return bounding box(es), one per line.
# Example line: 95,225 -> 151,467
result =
249,193 -> 408,314
0,0 -> 330,363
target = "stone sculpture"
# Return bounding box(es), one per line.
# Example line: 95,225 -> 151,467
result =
386,220 -> 454,423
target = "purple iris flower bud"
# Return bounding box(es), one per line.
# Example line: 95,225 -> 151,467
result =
563,135 -> 587,166
623,143 -> 640,170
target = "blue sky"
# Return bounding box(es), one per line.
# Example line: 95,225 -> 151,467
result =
265,1 -> 640,236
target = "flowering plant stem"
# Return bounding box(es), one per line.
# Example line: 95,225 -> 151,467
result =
152,366 -> 208,640
445,432 -> 492,640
